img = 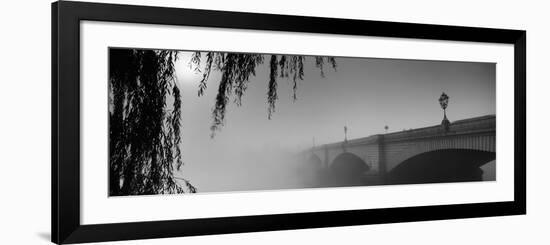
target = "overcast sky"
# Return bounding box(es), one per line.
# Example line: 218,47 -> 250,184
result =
172,51 -> 496,193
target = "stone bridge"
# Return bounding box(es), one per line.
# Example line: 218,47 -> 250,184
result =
307,115 -> 496,185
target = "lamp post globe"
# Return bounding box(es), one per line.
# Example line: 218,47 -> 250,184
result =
439,92 -> 450,132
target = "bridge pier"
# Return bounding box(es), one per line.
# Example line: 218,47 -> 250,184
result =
377,135 -> 387,184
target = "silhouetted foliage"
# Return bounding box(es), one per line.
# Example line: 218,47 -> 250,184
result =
268,55 -> 278,119
109,48 -> 337,195
109,49 -> 195,196
189,52 -> 337,137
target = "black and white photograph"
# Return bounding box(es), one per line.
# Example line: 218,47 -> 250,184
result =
108,48 -> 496,196
2,0 -> 545,243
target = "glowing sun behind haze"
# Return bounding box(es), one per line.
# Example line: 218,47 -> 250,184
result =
175,52 -> 202,87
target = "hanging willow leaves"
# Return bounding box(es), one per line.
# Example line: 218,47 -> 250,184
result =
109,49 -> 338,196
190,52 -> 337,136
268,55 -> 279,119
197,52 -> 213,96
109,48 -> 195,196
205,53 -> 265,136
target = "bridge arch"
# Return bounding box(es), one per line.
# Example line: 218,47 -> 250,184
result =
307,154 -> 323,169
386,149 -> 495,184
322,152 -> 371,186
385,134 -> 495,172
331,152 -> 370,172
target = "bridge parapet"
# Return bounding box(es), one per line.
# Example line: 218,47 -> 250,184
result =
316,135 -> 382,150
384,115 -> 495,143
311,115 -> 495,152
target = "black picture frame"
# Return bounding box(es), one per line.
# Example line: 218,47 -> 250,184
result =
52,1 -> 526,244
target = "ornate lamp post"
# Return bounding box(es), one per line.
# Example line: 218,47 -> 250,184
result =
439,92 -> 450,132
344,125 -> 348,142
342,125 -> 348,152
